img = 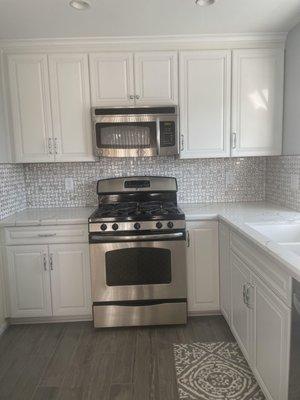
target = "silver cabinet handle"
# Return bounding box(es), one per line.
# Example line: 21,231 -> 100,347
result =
38,233 -> 57,238
48,138 -> 53,154
129,95 -> 135,100
187,231 -> 190,247
54,138 -> 59,154
43,253 -> 47,271
180,135 -> 184,152
245,283 -> 254,309
49,254 -> 54,271
242,284 -> 247,304
232,132 -> 237,149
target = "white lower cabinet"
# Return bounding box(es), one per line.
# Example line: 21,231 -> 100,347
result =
6,243 -> 91,318
186,221 -> 219,314
49,244 -> 91,316
223,229 -> 291,400
6,245 -> 52,318
252,274 -> 290,400
230,252 -> 252,362
219,223 -> 231,323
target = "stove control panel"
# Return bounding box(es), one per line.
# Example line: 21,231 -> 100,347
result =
89,220 -> 185,233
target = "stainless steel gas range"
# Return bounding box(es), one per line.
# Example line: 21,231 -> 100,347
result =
88,176 -> 187,328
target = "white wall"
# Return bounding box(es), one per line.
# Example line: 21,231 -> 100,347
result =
283,22 -> 300,155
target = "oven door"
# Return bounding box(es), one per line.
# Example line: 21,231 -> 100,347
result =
90,235 -> 186,302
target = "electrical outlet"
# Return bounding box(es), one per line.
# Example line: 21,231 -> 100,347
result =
291,174 -> 299,191
65,178 -> 74,193
225,171 -> 234,188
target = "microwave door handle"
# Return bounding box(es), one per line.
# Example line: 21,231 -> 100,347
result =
156,118 -> 161,155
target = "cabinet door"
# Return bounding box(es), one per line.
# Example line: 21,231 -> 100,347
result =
219,223 -> 231,323
232,48 -> 284,156
49,54 -> 94,162
186,221 -> 219,313
179,50 -> 231,158
230,252 -> 252,362
49,244 -> 91,316
89,52 -> 134,106
134,52 -> 178,105
6,245 -> 52,318
252,274 -> 290,400
7,54 -> 54,162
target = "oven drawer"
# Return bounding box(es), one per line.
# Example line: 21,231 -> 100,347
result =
93,301 -> 187,328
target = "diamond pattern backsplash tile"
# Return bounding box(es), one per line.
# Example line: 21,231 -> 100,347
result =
0,163 -> 26,220
23,157 -> 266,208
266,155 -> 300,211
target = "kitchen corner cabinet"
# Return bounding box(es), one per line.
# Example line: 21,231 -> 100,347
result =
179,50 -> 231,159
7,53 -> 94,163
186,221 -> 219,314
220,228 -> 291,400
231,48 -> 284,156
89,51 -> 178,106
4,225 -> 91,319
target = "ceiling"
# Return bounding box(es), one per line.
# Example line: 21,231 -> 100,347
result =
0,0 -> 299,40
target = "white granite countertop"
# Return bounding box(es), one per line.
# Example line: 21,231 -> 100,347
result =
1,201 -> 300,281
0,207 -> 94,227
181,201 -> 300,282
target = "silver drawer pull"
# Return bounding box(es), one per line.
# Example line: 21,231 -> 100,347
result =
49,254 -> 54,270
38,233 -> 57,238
43,253 -> 47,271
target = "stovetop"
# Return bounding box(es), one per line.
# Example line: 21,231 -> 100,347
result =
89,201 -> 185,222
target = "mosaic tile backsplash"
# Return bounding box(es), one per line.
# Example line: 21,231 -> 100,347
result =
266,156 -> 300,211
0,164 -> 26,220
23,157 -> 266,208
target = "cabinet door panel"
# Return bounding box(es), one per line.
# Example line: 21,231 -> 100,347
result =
134,52 -> 178,105
252,275 -> 290,400
187,221 -> 219,313
49,54 -> 94,162
7,54 -> 53,162
232,49 -> 284,156
180,50 -> 231,158
6,245 -> 52,317
89,53 -> 134,106
230,252 -> 252,362
219,223 -> 231,323
49,244 -> 91,316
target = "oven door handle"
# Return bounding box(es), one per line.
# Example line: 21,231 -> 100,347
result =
90,232 -> 185,242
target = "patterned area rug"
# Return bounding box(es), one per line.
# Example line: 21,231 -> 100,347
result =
173,342 -> 265,400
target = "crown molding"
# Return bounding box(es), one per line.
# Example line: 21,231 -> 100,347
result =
0,32 -> 288,51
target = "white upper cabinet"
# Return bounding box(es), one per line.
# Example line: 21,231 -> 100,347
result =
134,52 -> 178,105
49,54 -> 94,162
7,54 -> 54,162
231,48 -> 284,156
89,51 -> 178,106
179,50 -> 231,158
89,52 -> 134,106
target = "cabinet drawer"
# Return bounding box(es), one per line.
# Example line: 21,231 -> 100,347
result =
231,232 -> 292,307
4,225 -> 88,245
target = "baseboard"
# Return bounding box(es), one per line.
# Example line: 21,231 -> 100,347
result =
8,314 -> 93,325
188,310 -> 221,317
0,321 -> 8,335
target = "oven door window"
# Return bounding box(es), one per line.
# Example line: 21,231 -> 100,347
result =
95,122 -> 157,149
105,248 -> 171,286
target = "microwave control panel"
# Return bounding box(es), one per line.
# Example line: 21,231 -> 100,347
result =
160,121 -> 176,147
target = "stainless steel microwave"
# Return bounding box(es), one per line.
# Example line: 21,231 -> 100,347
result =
92,106 -> 179,157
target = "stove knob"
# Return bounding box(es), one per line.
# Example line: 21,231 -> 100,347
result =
156,222 -> 163,229
100,224 -> 107,231
134,222 -> 141,230
167,221 -> 174,229
112,223 -> 119,231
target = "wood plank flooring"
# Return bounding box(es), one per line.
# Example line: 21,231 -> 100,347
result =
0,316 -> 234,400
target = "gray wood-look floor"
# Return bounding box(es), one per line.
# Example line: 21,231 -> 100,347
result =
0,316 -> 234,400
